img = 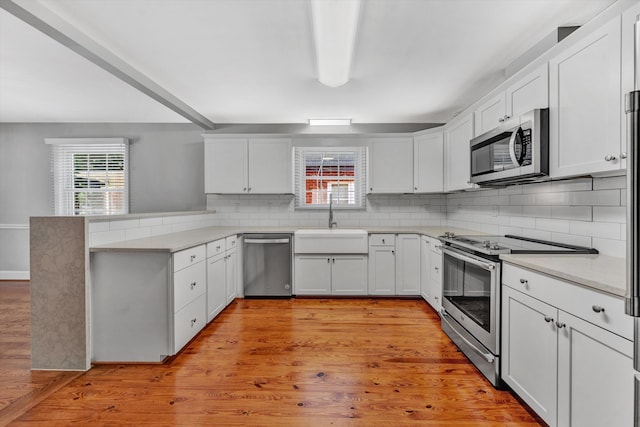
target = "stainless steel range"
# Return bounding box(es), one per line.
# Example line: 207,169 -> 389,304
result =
437,233 -> 597,388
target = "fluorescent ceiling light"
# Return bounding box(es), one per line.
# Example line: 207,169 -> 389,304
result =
309,118 -> 352,126
310,0 -> 361,88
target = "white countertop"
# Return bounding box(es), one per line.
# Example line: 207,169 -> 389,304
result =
500,253 -> 626,297
89,226 -> 476,253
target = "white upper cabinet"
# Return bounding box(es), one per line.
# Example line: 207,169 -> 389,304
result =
445,113 -> 474,192
204,137 -> 292,194
368,137 -> 414,193
413,131 -> 444,193
474,63 -> 549,136
247,138 -> 292,193
506,63 -> 549,119
204,138 -> 248,193
549,16 -> 623,178
620,1 -> 640,170
474,93 -> 506,136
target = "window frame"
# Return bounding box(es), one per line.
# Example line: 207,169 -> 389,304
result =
45,138 -> 129,216
294,146 -> 366,210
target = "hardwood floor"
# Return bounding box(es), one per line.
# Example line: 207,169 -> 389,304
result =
0,282 -> 81,427
5,296 -> 544,426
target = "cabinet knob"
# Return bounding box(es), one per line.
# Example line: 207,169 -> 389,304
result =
434,266 -> 439,271
544,316 -> 554,323
392,250 -> 395,255
414,187 -> 418,190
243,187 -> 247,191
191,318 -> 197,327
327,258 -> 330,263
190,282 -> 197,290
592,305 -> 605,313
190,255 -> 196,261
332,258 -> 335,263
370,187 -> 373,191
555,321 -> 566,329
621,152 -> 628,159
519,278 -> 528,285
604,155 -> 617,162
248,187 -> 251,191
382,239 -> 385,244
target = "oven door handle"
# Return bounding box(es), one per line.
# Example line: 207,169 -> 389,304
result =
441,246 -> 497,271
441,309 -> 495,363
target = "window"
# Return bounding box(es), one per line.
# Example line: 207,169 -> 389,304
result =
294,147 -> 366,209
46,138 -> 129,216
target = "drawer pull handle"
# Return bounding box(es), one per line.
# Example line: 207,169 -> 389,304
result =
555,321 -> 566,329
544,316 -> 554,323
592,305 -> 605,313
519,278 -> 528,285
191,318 -> 197,327
190,282 -> 197,290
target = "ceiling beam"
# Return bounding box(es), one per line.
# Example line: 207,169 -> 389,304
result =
0,0 -> 216,130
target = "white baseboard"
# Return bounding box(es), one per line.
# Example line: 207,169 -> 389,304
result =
0,271 -> 30,280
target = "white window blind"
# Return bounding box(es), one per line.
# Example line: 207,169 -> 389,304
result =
294,146 -> 366,209
46,138 -> 129,216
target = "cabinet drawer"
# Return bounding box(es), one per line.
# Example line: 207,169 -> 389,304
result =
206,238 -> 226,258
173,294 -> 206,353
503,263 -> 633,340
369,234 -> 395,246
173,261 -> 206,312
173,245 -> 206,272
225,235 -> 238,252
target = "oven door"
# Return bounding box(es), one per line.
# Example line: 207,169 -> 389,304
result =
441,246 -> 501,355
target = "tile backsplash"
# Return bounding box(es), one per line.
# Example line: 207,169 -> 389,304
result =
207,175 -> 626,257
206,194 -> 447,228
89,175 -> 627,258
446,176 -> 626,257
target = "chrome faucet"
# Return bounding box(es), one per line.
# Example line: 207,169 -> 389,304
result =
328,193 -> 337,229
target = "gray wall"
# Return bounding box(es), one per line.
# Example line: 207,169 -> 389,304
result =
0,123 -> 206,274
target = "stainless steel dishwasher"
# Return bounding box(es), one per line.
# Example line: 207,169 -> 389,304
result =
243,233 -> 292,298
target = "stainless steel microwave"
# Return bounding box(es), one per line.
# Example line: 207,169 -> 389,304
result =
469,108 -> 549,186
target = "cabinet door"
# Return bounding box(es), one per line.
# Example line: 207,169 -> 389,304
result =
225,250 -> 238,304
294,255 -> 331,295
428,243 -> 442,311
420,237 -> 431,301
368,247 -> 396,295
206,254 -> 226,322
502,286 -> 558,427
395,234 -> 421,296
445,113 -> 474,191
620,2 -> 640,170
248,138 -> 292,194
368,137 -> 414,193
557,311 -> 635,427
413,132 -> 444,193
204,139 -> 248,193
331,255 -> 368,295
474,93 -> 506,136
549,16 -> 622,178
506,63 -> 549,119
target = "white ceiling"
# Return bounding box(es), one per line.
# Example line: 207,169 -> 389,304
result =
0,0 -> 618,126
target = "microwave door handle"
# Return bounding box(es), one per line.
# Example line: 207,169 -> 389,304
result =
441,247 -> 496,271
508,127 -> 522,166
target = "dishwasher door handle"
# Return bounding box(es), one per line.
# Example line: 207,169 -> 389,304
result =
244,238 -> 290,244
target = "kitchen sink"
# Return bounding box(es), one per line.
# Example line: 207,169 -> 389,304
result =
294,229 -> 368,254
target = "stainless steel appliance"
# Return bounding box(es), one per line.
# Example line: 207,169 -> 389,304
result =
438,233 -> 597,388
470,108 -> 549,187
243,234 -> 292,298
625,25 -> 640,422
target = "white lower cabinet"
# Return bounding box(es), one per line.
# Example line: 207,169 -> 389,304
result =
206,239 -> 226,322
427,238 -> 442,311
502,285 -> 558,425
395,234 -> 421,295
420,236 -> 431,301
294,255 -> 367,296
502,263 -> 635,427
368,234 -> 421,296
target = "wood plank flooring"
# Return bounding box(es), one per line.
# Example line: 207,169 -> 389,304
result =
6,296 -> 544,426
0,282 -> 81,426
